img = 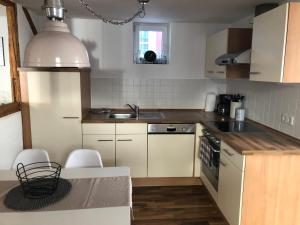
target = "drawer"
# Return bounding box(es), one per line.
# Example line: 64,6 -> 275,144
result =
83,135 -> 116,167
116,123 -> 147,135
221,141 -> 245,171
82,123 -> 115,135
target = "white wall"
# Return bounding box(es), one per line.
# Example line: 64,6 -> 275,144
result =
67,19 -> 228,108
0,4 -> 12,104
17,5 -> 40,66
0,4 -> 38,169
227,81 -> 300,139
0,112 -> 23,169
92,78 -> 226,109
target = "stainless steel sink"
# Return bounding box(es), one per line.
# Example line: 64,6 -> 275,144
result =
109,113 -> 137,119
139,112 -> 164,120
109,112 -> 164,120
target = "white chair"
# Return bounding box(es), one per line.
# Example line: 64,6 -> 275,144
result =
12,149 -> 50,170
64,149 -> 103,168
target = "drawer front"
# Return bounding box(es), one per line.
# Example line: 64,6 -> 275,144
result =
218,153 -> 244,225
116,134 -> 147,177
221,141 -> 245,171
82,123 -> 115,135
116,123 -> 147,135
83,135 -> 116,166
148,135 -> 194,177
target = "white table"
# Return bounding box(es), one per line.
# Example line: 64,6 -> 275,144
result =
0,167 -> 131,225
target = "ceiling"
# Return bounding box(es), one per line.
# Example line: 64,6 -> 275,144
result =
14,0 -> 282,23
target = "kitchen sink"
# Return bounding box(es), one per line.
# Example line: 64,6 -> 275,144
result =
109,112 -> 164,120
109,113 -> 137,119
139,112 -> 164,120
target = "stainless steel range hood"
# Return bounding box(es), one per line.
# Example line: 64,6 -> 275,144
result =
215,49 -> 251,66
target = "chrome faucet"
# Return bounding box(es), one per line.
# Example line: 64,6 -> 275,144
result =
127,104 -> 140,117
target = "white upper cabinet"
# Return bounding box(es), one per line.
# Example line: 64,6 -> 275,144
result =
250,3 -> 300,83
206,28 -> 252,79
250,4 -> 288,82
206,29 -> 228,79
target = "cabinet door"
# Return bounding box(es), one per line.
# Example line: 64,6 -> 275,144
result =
206,36 -> 216,76
206,30 -> 228,79
116,134 -> 147,178
250,4 -> 288,82
218,153 -> 244,225
28,72 -> 82,164
148,135 -> 194,177
83,135 -> 116,167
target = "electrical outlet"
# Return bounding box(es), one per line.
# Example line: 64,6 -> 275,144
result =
281,114 -> 288,123
289,116 -> 295,126
281,114 -> 295,126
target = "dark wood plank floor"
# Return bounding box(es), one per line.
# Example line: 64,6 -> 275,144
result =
132,185 -> 229,225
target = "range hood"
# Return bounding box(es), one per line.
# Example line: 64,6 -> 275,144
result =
215,49 -> 251,66
24,0 -> 90,68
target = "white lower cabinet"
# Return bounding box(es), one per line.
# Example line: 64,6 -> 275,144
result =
148,135 -> 194,177
116,134 -> 147,178
83,135 -> 116,167
218,150 -> 245,225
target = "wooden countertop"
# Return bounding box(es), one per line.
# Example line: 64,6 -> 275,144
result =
82,109 -> 300,155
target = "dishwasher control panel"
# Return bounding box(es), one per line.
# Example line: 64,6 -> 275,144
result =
148,124 -> 195,134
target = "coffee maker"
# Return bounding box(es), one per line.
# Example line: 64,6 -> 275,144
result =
216,94 -> 233,116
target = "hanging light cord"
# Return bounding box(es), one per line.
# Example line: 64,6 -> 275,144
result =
78,0 -> 148,25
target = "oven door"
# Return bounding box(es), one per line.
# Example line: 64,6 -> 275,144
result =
199,136 -> 220,191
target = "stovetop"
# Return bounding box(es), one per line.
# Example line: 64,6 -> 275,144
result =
207,121 -> 264,133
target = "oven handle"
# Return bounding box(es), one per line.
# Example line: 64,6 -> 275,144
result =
201,136 -> 220,153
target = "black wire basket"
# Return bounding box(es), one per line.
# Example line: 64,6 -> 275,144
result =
16,162 -> 62,199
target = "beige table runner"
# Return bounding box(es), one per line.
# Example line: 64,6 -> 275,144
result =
0,176 -> 131,212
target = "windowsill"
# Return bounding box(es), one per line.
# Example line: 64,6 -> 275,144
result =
0,102 -> 20,118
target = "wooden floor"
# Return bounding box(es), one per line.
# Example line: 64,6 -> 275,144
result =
132,185 -> 229,225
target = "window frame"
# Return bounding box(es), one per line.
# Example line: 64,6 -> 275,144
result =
133,22 -> 170,64
0,0 -> 21,118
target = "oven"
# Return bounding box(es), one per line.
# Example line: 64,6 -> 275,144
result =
199,128 -> 220,191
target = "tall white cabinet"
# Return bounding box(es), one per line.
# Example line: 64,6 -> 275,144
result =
250,3 -> 300,83
20,69 -> 91,164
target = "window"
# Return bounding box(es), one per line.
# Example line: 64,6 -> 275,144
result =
133,23 -> 170,64
0,1 -> 21,118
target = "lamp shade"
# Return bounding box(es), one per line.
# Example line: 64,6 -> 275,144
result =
24,21 -> 90,68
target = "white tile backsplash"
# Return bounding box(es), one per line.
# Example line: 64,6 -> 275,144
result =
227,80 -> 300,139
92,78 -> 226,109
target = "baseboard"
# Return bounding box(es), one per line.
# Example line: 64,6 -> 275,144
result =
132,177 -> 203,187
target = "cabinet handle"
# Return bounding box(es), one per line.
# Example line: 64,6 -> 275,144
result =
207,70 -> 214,73
223,148 -> 234,157
220,160 -> 227,167
97,140 -> 114,142
250,72 -> 261,75
217,71 -> 225,74
117,139 -> 133,142
62,117 -> 80,119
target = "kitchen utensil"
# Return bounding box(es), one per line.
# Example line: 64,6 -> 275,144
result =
230,101 -> 242,118
216,94 -> 233,116
235,108 -> 246,121
205,93 -> 217,112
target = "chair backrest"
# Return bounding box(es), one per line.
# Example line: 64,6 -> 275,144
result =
64,149 -> 103,168
12,149 -> 50,170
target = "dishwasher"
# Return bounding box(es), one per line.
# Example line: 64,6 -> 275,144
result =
148,124 -> 195,177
